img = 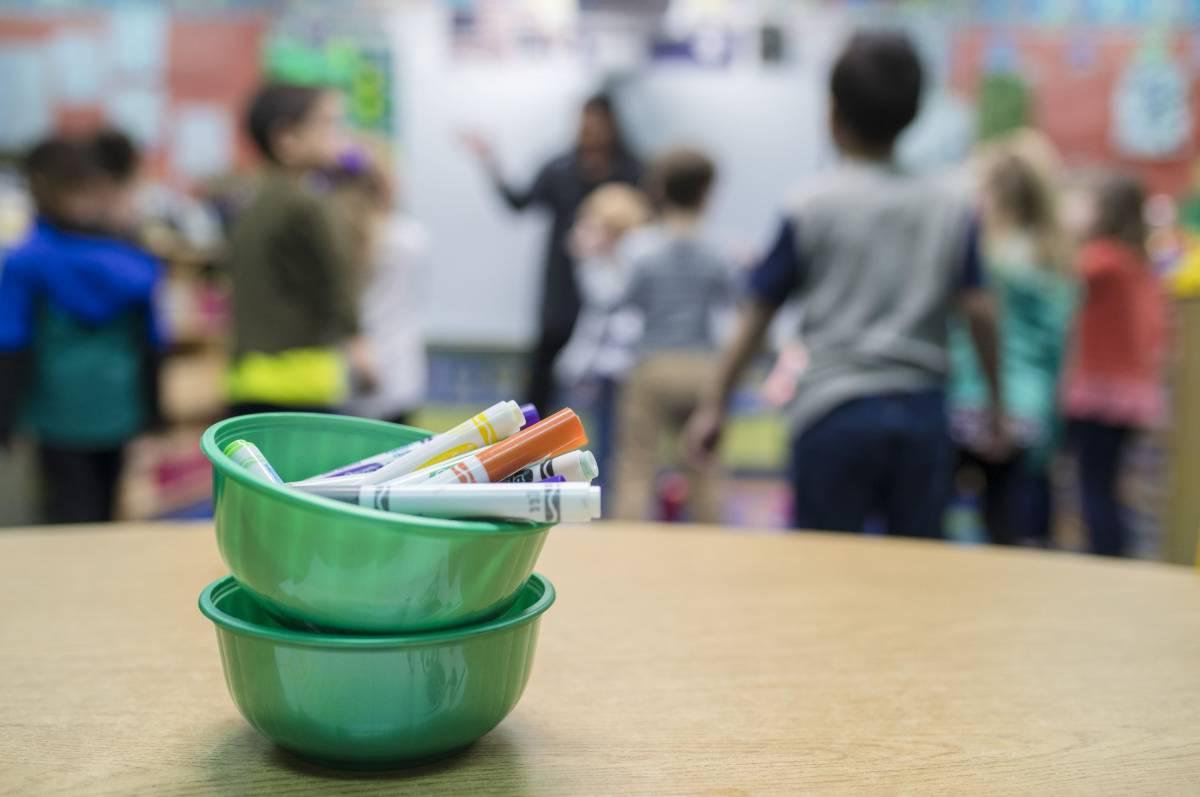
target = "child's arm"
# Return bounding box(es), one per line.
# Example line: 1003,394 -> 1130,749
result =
957,218 -> 1007,456
961,289 -> 1002,409
686,301 -> 776,458
686,219 -> 799,458
280,197 -> 377,391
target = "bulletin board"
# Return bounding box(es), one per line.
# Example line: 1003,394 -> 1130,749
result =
0,8 -> 267,188
950,28 -> 1200,196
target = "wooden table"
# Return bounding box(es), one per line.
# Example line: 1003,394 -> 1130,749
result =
2,524 -> 1200,796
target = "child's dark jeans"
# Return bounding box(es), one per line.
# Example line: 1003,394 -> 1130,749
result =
789,391 -> 950,538
1070,419 -> 1133,557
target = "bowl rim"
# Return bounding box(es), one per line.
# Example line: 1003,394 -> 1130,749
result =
201,413 -> 552,537
199,573 -> 556,648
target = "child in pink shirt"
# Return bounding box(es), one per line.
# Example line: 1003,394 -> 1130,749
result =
1062,174 -> 1169,556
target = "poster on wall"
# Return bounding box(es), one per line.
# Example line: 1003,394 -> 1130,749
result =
263,30 -> 395,136
0,46 -> 51,148
1111,40 -> 1193,161
976,33 -> 1030,140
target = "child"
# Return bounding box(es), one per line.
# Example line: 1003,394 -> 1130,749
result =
0,132 -> 162,523
555,183 -> 654,497
949,140 -> 1077,545
613,148 -> 734,523
686,31 -> 1003,537
332,148 -> 431,426
225,83 -> 374,415
1062,174 -> 1168,557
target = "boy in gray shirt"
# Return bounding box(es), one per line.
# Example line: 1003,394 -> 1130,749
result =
687,31 -> 1002,537
614,148 -> 733,522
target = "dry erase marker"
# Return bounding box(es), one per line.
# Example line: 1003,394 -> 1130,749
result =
358,483 -> 601,522
358,401 -> 527,485
540,475 -> 567,484
387,408 -> 587,486
503,450 -> 598,484
520,403 -> 540,428
224,440 -> 283,484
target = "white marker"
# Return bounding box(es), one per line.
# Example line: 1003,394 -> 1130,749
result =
502,450 -> 598,484
300,483 -> 601,523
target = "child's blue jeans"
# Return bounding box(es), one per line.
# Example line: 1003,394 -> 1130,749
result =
789,391 -> 950,538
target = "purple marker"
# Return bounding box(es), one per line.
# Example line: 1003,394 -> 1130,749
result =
297,439 -> 427,482
520,403 -> 540,429
322,460 -> 386,478
539,475 -> 567,484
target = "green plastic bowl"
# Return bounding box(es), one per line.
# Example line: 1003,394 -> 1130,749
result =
200,413 -> 551,634
200,573 -> 554,768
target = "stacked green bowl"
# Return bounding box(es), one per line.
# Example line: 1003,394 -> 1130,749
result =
196,413 -> 557,767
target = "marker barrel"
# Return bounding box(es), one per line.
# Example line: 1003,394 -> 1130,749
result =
502,450 -> 598,484
361,483 -> 601,523
304,442 -> 417,481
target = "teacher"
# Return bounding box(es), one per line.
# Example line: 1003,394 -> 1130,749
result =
465,94 -> 641,413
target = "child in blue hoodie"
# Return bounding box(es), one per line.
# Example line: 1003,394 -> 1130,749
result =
0,132 -> 162,523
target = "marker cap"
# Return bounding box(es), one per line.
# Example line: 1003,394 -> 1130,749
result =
577,450 -> 599,481
520,403 -> 540,429
497,401 -> 527,434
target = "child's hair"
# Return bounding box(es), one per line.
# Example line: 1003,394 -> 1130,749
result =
245,83 -> 329,162
88,128 -> 141,183
23,135 -> 100,217
578,183 -> 652,238
830,31 -> 923,152
1089,173 -> 1147,254
648,148 -> 716,213
980,147 -> 1068,272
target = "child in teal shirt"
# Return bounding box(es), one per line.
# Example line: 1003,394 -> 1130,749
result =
949,144 -> 1077,545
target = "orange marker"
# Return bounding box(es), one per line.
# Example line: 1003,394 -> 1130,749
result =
387,409 -> 587,486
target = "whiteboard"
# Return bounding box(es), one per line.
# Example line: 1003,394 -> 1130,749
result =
392,5 -> 961,346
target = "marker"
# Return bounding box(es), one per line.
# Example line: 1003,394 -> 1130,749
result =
520,403 -> 540,428
308,483 -> 602,523
540,475 -> 567,484
224,440 -> 283,484
349,401 -> 526,485
502,450 -> 598,484
386,408 -> 587,486
299,401 -> 527,485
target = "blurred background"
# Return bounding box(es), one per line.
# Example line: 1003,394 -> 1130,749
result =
0,0 -> 1198,563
